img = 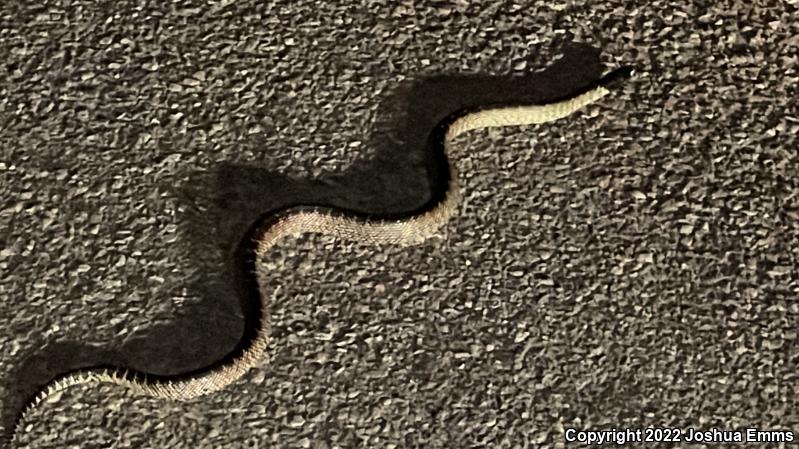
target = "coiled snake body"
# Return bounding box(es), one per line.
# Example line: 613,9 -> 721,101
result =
9,67 -> 631,446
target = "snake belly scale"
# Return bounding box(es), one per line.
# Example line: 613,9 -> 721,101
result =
8,66 -> 631,447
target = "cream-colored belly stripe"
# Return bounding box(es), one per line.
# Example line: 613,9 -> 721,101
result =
8,67 -> 630,447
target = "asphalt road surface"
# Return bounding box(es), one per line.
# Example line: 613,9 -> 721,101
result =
1,1 -> 798,448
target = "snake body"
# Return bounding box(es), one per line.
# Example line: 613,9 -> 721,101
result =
8,66 -> 630,446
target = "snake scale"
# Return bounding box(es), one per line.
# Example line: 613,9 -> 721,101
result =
8,66 -> 631,447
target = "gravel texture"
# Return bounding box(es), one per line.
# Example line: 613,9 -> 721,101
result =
1,1 -> 799,448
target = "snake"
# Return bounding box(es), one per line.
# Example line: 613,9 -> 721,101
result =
7,65 -> 632,447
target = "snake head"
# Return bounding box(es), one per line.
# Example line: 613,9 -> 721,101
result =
599,66 -> 635,91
